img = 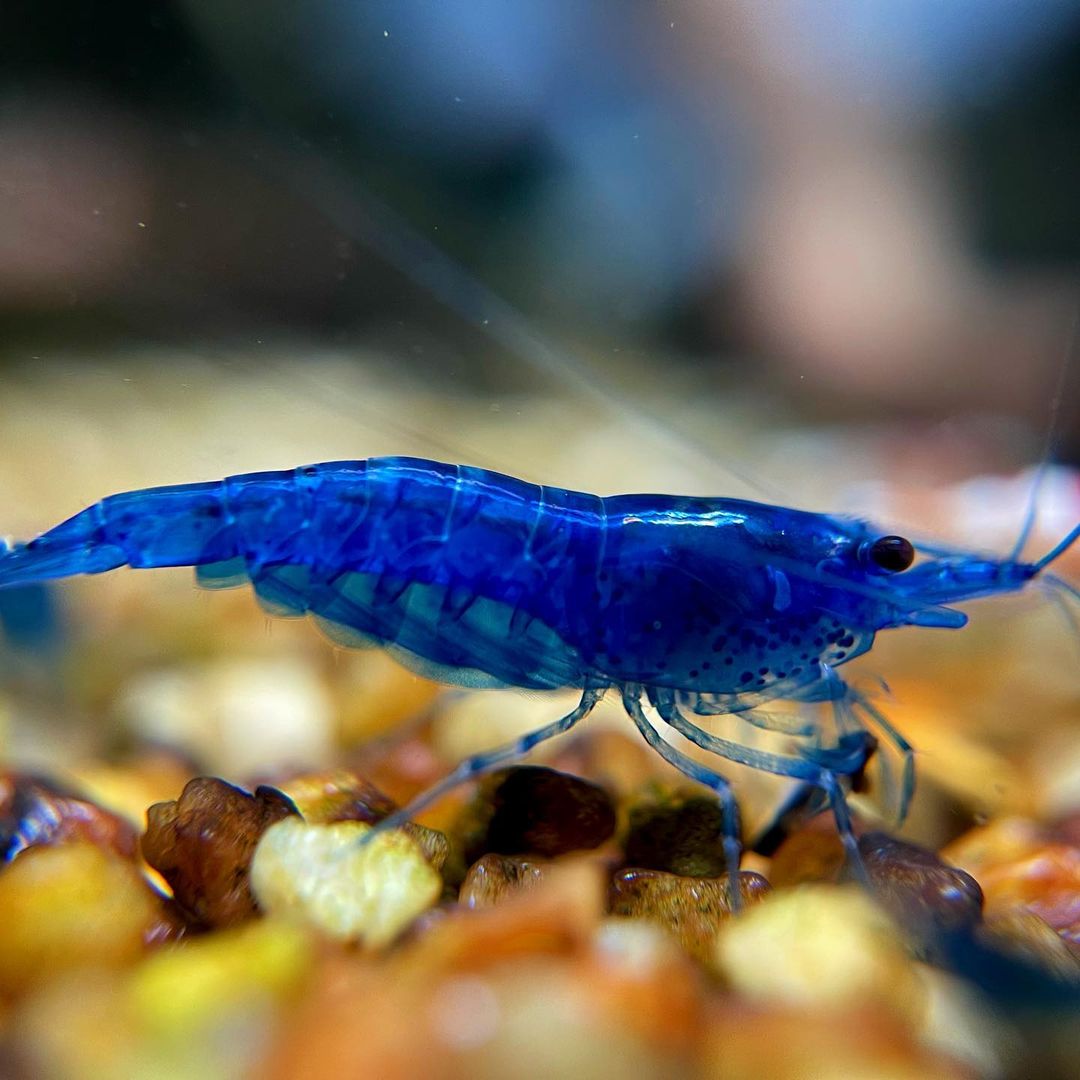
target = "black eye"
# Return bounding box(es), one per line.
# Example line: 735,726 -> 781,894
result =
866,535 -> 915,573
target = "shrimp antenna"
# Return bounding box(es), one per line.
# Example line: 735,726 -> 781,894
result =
1032,524 -> 1080,573
1042,575 -> 1080,662
1009,301 -> 1079,562
260,141 -> 781,501
1046,571 -> 1080,604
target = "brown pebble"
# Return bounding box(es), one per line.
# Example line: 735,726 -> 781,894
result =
857,832 -> 983,933
622,789 -> 735,877
141,777 -> 298,928
465,766 -> 616,860
0,771 -> 138,861
610,867 -> 770,965
547,729 -> 664,801
459,853 -> 548,908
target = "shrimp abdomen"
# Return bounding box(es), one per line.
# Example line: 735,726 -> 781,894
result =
299,458 -> 596,689
2,457 -> 689,692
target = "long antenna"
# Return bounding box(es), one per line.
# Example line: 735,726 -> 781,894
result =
258,140 -> 781,500
1009,300 -> 1080,562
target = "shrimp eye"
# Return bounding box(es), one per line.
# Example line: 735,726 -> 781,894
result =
866,535 -> 915,573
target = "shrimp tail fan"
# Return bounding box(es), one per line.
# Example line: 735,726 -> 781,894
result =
0,519 -> 126,590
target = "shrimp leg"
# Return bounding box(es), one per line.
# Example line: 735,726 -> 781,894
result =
621,687 -> 746,908
362,685 -> 605,838
650,687 -> 872,781
788,668 -> 915,824
850,692 -> 915,823
648,686 -> 873,886
818,769 -> 870,886
733,707 -> 817,737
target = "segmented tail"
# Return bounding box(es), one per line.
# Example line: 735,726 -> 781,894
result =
0,480 -> 238,591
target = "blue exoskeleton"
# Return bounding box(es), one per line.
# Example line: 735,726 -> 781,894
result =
2,456 -> 1077,887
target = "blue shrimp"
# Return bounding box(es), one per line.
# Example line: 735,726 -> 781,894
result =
1,455 -> 1077,888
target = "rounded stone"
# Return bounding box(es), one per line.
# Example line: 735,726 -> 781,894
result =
466,766 -> 616,860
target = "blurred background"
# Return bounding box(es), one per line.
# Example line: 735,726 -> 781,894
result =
2,0 -> 1080,445
1,7 -> 1080,1075
0,0 -> 1078,763
0,0 -> 1078,840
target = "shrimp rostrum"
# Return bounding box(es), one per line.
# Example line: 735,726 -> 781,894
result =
2,456 -> 1077,883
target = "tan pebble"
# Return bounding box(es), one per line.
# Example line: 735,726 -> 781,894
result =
1030,729 -> 1080,820
250,818 -> 441,946
128,917 -> 313,1036
610,867 -> 770,966
262,939 -> 684,1078
444,960 -> 685,1080
940,817 -> 1045,879
916,964 -> 1017,1079
0,843 -> 157,995
699,1001 -> 966,1080
586,918 -> 705,1052
15,921 -> 313,1080
459,853 -> 548,909
277,768 -> 397,825
591,916 -> 683,975
260,955 -> 435,1079
714,885 -> 923,1021
66,753 -> 194,831
396,858 -> 606,977
977,913 -> 1080,984
13,971 -> 138,1080
882,699 -> 1024,817
944,819 -> 1080,934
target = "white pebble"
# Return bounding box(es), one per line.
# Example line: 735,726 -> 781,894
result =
250,818 -> 441,946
